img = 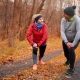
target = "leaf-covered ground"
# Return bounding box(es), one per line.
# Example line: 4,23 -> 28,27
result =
0,37 -> 80,80
0,37 -> 62,64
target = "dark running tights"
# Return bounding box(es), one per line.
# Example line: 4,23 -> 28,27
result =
62,41 -> 75,69
32,45 -> 46,64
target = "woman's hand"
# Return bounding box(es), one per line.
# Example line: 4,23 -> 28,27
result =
33,43 -> 38,48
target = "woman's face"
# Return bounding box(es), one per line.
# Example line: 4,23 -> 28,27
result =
63,13 -> 71,20
37,17 -> 44,24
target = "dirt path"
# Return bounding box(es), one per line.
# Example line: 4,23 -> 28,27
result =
0,50 -> 62,78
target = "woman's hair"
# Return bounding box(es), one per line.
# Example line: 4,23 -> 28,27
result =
32,14 -> 42,22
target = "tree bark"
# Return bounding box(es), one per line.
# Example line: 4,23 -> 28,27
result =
36,0 -> 45,14
2,0 -> 9,40
8,0 -> 18,46
19,0 -> 36,41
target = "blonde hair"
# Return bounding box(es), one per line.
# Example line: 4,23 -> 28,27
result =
32,14 -> 42,22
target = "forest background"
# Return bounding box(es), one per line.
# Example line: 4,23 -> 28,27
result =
0,0 -> 80,46
0,0 -> 80,79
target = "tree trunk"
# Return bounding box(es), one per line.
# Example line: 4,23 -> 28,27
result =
2,0 -> 9,40
8,0 -> 18,46
27,0 -> 35,26
18,0 -> 25,41
36,0 -> 45,14
19,0 -> 36,41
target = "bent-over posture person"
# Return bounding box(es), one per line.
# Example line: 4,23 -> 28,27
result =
26,14 -> 48,70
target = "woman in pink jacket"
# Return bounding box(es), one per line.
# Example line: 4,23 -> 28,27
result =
26,14 -> 48,70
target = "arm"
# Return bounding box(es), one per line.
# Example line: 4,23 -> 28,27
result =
61,18 -> 68,43
26,24 -> 34,46
73,18 -> 80,46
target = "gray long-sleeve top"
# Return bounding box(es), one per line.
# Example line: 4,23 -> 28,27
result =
61,15 -> 80,46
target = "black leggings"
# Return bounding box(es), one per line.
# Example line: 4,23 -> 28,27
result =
32,45 -> 46,64
62,41 -> 75,69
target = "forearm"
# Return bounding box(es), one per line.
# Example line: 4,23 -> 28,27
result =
61,31 -> 68,43
73,31 -> 80,46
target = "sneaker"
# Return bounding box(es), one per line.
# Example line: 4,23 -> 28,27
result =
33,64 -> 37,70
64,60 -> 70,66
39,60 -> 45,64
66,68 -> 74,75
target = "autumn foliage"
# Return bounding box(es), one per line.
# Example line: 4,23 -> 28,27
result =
0,37 -> 80,80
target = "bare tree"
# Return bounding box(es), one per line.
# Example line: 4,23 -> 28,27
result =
8,0 -> 19,46
1,0 -> 9,40
27,0 -> 36,26
18,0 -> 23,40
0,0 -> 79,43
19,0 -> 36,41
36,0 -> 45,14
24,0 -> 28,25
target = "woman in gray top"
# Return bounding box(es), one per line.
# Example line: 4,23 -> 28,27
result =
61,6 -> 80,75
